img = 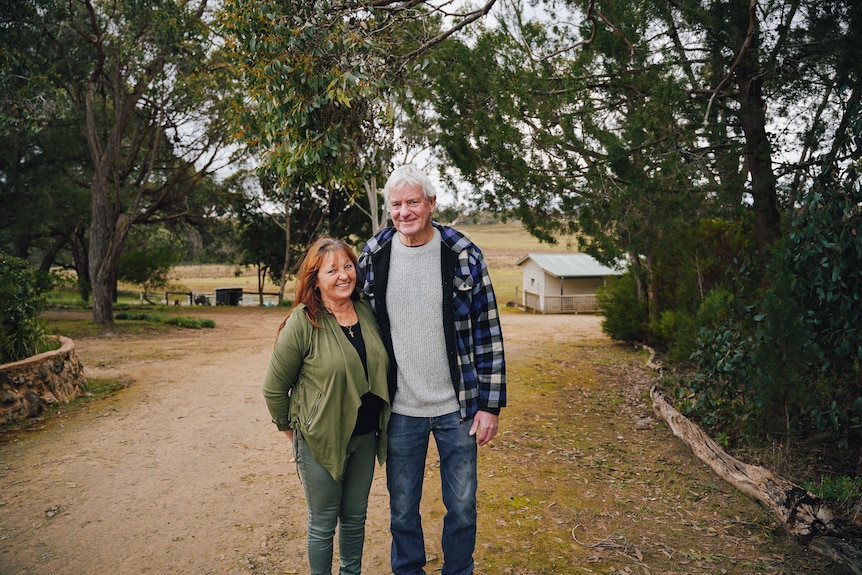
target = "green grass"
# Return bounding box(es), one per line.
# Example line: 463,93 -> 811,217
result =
114,311 -> 215,329
46,287 -> 143,308
43,310 -> 215,339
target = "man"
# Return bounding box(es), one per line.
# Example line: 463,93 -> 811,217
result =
358,164 -> 506,575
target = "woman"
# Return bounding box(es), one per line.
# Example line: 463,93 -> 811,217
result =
263,237 -> 390,575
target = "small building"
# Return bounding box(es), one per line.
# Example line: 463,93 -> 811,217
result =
215,287 -> 243,306
517,253 -> 624,314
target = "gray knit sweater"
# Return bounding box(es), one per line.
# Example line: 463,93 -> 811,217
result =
387,230 -> 460,417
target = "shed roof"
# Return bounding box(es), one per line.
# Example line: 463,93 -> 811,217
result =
516,253 -> 624,278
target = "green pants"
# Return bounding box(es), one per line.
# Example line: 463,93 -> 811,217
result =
295,432 -> 377,575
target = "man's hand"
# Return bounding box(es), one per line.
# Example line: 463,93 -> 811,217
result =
469,411 -> 499,447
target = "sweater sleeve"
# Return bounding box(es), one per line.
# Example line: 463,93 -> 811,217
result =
262,311 -> 310,430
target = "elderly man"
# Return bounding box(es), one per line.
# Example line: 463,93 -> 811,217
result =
358,164 -> 507,575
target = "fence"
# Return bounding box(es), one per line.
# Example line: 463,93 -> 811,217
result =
143,290 -> 283,307
521,290 -> 599,314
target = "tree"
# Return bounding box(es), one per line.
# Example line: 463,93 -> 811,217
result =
0,116 -> 93,300
235,209 -> 283,306
412,0 -> 861,334
218,0 -> 499,289
1,0 -> 240,325
118,227 -> 183,304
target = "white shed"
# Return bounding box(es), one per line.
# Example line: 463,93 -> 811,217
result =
516,253 -> 624,314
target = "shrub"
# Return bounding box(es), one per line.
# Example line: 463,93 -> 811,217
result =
114,311 -> 215,329
0,254 -> 51,363
596,273 -> 648,343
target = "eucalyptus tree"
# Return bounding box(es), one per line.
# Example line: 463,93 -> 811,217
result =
218,0 -> 499,288
1,0 -> 241,325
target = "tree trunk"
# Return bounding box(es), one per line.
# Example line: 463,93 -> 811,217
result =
651,385 -> 862,574
71,227 -> 90,302
731,1 -> 782,255
88,167 -> 115,325
278,199 -> 292,303
257,264 -> 267,306
644,253 -> 659,328
365,177 -> 385,234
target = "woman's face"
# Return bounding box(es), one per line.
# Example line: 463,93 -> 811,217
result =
316,249 -> 356,306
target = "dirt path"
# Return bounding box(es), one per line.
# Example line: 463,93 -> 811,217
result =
1,308 -> 838,575
0,308 -> 605,575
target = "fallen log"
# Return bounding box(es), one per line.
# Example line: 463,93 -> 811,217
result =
651,385 -> 862,574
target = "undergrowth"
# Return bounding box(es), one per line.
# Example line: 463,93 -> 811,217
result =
114,311 -> 215,329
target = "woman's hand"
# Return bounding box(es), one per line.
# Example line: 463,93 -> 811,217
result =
283,429 -> 295,462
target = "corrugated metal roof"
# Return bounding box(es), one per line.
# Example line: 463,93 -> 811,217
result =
516,253 -> 624,278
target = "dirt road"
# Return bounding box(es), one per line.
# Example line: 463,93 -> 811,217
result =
0,308 -> 605,575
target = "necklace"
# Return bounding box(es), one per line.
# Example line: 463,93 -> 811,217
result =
326,304 -> 357,337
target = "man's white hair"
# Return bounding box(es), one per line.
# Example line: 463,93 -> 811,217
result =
382,164 -> 437,204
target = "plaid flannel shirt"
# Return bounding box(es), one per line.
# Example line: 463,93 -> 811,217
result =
358,222 -> 506,419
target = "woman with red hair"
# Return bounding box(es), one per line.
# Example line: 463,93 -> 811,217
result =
263,237 -> 390,575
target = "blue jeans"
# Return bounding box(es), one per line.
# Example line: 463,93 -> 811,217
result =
387,412 -> 478,575
295,432 -> 377,575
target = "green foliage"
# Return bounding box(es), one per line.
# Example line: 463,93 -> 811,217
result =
802,475 -> 862,510
219,1 -> 382,184
0,253 -> 51,363
652,309 -> 698,363
596,274 -> 648,343
684,261 -> 812,442
113,312 -> 215,330
681,112 -> 862,445
118,228 -> 184,298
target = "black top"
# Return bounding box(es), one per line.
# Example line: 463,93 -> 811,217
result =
342,321 -> 382,436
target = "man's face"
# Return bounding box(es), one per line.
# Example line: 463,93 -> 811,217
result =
389,183 -> 436,246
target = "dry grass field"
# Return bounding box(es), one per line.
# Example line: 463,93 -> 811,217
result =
159,222 -> 578,306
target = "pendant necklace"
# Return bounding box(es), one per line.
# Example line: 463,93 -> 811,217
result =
344,323 -> 355,338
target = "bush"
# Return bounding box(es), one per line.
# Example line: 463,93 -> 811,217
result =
681,153 -> 862,447
596,273 -> 648,342
114,311 -> 215,329
0,254 -> 51,363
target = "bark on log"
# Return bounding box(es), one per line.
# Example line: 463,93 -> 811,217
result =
651,385 -> 862,575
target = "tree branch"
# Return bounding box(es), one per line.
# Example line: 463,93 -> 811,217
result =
703,0 -> 757,124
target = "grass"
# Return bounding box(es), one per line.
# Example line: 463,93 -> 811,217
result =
470,340 -> 837,575
114,311 -> 215,329
43,306 -> 219,340
46,287 -> 143,308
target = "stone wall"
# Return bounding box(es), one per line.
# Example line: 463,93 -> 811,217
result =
0,337 -> 87,425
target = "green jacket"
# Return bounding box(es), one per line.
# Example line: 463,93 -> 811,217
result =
262,298 -> 390,481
